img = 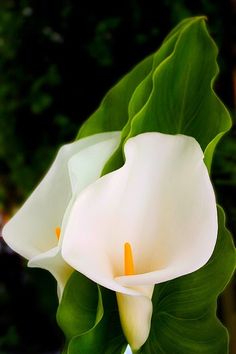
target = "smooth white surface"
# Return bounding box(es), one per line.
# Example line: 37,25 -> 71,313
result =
62,132 -> 218,294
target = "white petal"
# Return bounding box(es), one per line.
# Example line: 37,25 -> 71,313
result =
28,247 -> 73,299
117,285 -> 154,350
62,133 -> 217,293
2,132 -> 121,260
68,135 -> 121,195
28,132 -> 121,296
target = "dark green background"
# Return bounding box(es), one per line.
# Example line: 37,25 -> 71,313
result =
0,1 -> 235,353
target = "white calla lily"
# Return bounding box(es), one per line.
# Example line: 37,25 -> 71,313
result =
62,132 -> 218,350
2,132 -> 121,297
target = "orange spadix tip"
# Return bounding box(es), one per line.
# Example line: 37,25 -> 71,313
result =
55,227 -> 61,240
124,242 -> 135,276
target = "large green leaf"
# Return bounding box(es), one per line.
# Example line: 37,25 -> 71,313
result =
127,18 -> 231,171
138,206 -> 236,354
57,272 -> 126,354
102,17 -> 231,176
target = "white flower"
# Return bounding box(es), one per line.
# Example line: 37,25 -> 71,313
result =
2,132 -> 121,298
61,132 -> 218,350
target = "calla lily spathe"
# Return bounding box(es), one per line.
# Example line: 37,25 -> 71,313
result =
62,132 -> 218,350
2,132 -> 121,297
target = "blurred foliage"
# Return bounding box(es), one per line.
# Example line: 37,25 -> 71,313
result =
0,0 -> 235,353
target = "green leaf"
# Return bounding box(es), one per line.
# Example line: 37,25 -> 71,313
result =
127,18 -> 231,171
102,17 -> 231,176
138,206 -> 236,354
57,272 -> 101,349
163,16 -> 206,43
57,272 -> 126,354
